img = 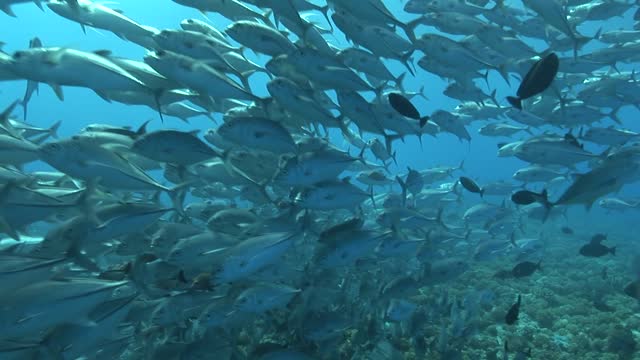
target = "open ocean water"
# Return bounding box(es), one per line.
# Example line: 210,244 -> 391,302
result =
0,0 -> 639,359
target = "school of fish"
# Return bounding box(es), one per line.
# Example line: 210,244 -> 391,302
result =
0,0 -> 639,359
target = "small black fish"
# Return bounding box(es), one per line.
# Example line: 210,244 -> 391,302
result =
511,189 -> 550,207
459,176 -> 484,197
507,53 -> 559,110
624,280 -> 640,300
388,92 -> 429,127
579,236 -> 615,257
561,226 -> 573,235
511,260 -> 542,278
505,294 -> 521,325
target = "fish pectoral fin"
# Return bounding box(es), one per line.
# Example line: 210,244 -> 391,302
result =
47,83 -> 64,101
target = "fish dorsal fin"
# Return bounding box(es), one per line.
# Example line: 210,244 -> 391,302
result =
29,37 -> 42,48
136,120 -> 150,136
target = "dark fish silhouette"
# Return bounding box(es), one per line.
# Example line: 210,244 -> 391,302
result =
511,189 -> 549,207
459,176 -> 484,197
388,92 -> 429,127
511,260 -> 541,278
579,235 -> 615,257
505,294 -> 521,325
507,53 -> 559,110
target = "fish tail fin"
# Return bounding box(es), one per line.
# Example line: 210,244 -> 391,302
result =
239,72 -> 252,93
48,120 -> 62,139
404,16 -> 423,45
480,70 -> 490,89
399,50 -> 416,77
506,96 -> 522,110
494,64 -> 510,86
572,30 -> 595,61
0,100 -> 19,133
540,189 -> 555,213
610,106 -> 623,124
384,134 -> 403,156
488,89 -> 500,108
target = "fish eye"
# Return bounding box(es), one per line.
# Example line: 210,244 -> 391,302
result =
13,51 -> 23,59
186,19 -> 194,23
156,50 -> 166,57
